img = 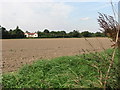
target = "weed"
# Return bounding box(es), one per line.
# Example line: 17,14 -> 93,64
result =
2,49 -> 118,88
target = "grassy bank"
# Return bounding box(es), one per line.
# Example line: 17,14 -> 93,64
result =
2,49 -> 119,88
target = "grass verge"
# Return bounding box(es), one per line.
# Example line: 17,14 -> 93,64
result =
2,49 -> 119,88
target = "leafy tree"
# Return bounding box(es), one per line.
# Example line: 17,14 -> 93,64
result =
53,31 -> 67,38
26,31 -> 30,33
0,26 -> 10,39
10,26 -> 25,38
95,32 -> 105,37
37,31 -> 44,37
58,31 -> 67,36
81,31 -> 93,37
68,30 -> 81,37
0,25 -> 107,39
44,29 -> 49,33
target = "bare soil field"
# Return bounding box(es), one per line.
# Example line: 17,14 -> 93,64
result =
2,38 -> 113,73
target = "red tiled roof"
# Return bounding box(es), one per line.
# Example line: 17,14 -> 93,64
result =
25,33 -> 37,35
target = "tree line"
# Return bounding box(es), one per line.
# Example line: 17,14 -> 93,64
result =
37,29 -> 106,38
0,26 -> 25,39
0,26 -> 106,39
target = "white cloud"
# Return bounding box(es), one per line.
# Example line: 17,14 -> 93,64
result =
0,2 -> 74,32
80,17 -> 91,21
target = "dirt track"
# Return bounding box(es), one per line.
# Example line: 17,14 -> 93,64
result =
2,38 -> 113,73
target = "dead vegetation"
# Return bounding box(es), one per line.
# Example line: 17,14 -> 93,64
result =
98,13 -> 120,48
98,12 -> 120,89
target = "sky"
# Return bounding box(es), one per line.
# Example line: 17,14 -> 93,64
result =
0,0 -> 119,33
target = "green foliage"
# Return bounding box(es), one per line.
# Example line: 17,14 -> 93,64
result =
94,32 -> 106,37
68,30 -> 81,38
37,30 -> 68,38
37,30 -> 105,38
9,26 -> 25,38
0,26 -> 10,39
44,29 -> 49,33
81,31 -> 94,37
2,49 -> 118,88
0,25 -> 106,39
0,26 -> 25,39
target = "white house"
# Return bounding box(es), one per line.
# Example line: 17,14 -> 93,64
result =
24,33 -> 38,38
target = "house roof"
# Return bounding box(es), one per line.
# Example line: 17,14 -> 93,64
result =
25,33 -> 37,35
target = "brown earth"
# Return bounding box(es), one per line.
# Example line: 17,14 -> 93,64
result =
2,38 -> 113,73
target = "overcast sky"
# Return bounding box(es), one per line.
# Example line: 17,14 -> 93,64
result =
0,0 -> 119,32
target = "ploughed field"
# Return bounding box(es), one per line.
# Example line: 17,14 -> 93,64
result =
2,38 -> 113,73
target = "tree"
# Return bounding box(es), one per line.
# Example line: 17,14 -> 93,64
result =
95,32 -> 105,37
10,26 -> 25,38
81,31 -> 93,37
68,30 -> 81,37
37,31 -> 42,37
50,31 -> 58,38
44,29 -> 49,33
52,31 -> 67,38
0,26 -> 10,39
26,31 -> 30,33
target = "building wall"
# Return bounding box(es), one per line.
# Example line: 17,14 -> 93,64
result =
33,34 -> 38,37
25,33 -> 29,37
24,33 -> 38,38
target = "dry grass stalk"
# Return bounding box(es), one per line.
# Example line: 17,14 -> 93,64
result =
81,39 -> 108,88
98,13 -> 120,89
98,13 -> 120,47
95,37 -> 106,51
84,38 -> 111,61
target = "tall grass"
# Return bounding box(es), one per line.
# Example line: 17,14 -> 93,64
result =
2,49 -> 119,88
